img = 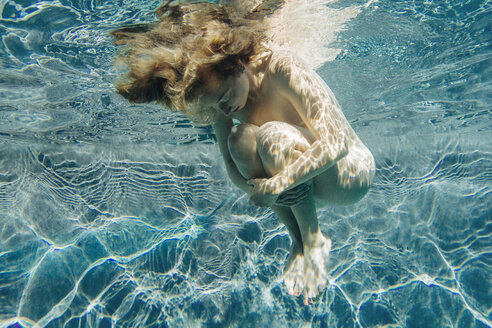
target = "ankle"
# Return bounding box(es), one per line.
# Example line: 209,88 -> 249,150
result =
290,240 -> 303,253
303,229 -> 328,248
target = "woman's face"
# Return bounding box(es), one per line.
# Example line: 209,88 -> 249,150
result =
202,70 -> 249,116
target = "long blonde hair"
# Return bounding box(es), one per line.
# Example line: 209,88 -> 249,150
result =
112,1 -> 270,124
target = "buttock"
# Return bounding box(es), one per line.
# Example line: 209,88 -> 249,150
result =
313,143 -> 375,206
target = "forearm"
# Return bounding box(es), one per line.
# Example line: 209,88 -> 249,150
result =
212,115 -> 251,194
270,139 -> 348,193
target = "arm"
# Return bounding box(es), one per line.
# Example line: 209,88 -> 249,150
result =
212,113 -> 251,194
250,52 -> 349,201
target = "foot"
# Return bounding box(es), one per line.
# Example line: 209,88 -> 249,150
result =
302,231 -> 332,304
283,243 -> 304,296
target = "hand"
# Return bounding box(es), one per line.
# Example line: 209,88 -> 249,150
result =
247,178 -> 282,207
275,183 -> 311,207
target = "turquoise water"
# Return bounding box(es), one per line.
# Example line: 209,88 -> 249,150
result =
0,0 -> 491,327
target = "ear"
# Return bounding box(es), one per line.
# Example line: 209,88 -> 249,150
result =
117,62 -> 176,104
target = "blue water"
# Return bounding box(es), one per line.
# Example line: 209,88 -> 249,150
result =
0,0 -> 491,327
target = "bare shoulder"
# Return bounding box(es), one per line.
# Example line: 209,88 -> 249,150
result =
263,49 -> 350,138
266,49 -> 308,75
265,50 -> 339,107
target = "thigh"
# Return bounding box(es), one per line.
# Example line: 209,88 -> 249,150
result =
313,142 -> 375,205
256,121 -> 315,176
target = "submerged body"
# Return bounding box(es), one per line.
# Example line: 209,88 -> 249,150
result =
205,50 -> 375,302
213,51 -> 374,205
112,0 -> 374,305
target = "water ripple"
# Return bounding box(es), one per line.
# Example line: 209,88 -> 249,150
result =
1,133 -> 491,327
1,0 -> 491,327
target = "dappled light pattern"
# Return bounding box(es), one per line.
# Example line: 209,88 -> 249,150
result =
0,0 -> 491,327
1,140 -> 490,327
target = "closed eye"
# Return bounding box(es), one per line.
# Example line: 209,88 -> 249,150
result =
218,88 -> 231,104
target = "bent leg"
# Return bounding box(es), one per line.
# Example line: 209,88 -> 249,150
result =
255,121 -> 314,176
270,205 -> 304,295
255,122 -> 319,240
290,190 -> 331,303
227,123 -> 267,180
256,122 -> 332,303
227,123 -> 303,248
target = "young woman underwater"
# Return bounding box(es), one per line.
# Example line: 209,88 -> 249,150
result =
112,0 -> 375,304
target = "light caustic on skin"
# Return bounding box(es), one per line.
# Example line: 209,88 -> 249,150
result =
112,1 -> 375,304
197,53 -> 374,303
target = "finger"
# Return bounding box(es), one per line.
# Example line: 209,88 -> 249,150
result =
295,183 -> 311,194
278,184 -> 310,199
293,183 -> 310,195
277,199 -> 299,206
279,191 -> 308,202
277,192 -> 297,202
276,196 -> 296,206
276,193 -> 309,206
276,198 -> 297,206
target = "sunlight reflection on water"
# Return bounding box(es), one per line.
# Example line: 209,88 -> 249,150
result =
0,0 -> 491,327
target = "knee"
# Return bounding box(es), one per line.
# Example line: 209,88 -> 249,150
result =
228,123 -> 258,150
256,122 -> 309,153
227,123 -> 258,158
256,122 -> 306,153
256,122 -> 312,176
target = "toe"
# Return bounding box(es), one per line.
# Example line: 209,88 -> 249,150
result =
293,280 -> 303,296
304,297 -> 315,306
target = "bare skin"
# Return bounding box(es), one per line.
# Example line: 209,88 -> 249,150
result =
201,50 -> 375,304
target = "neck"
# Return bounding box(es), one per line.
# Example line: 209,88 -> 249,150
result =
245,50 -> 272,99
245,66 -> 265,102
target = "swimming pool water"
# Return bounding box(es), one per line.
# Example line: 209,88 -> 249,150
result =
0,0 -> 491,327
